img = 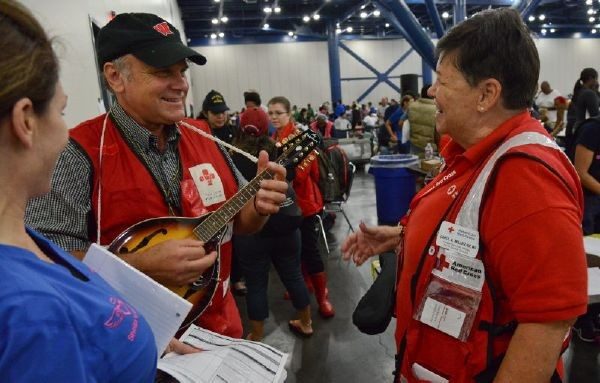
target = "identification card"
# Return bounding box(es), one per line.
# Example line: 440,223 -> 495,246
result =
419,297 -> 466,338
189,164 -> 226,207
436,221 -> 479,258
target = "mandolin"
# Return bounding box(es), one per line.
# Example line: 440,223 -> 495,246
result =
108,129 -> 320,330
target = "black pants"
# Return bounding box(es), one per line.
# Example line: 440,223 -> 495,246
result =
300,214 -> 325,274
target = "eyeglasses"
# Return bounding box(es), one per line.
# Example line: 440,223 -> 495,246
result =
268,111 -> 288,117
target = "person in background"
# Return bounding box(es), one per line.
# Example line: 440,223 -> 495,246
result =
573,114 -> 600,342
196,90 -> 245,295
377,97 -> 389,125
306,103 -> 315,121
534,81 -> 563,135
407,84 -> 437,156
0,1 -> 170,380
566,67 -> 599,156
342,8 -> 586,381
25,12 -> 288,339
196,89 -> 235,143
333,110 -> 352,139
363,111 -> 379,132
385,94 -> 414,153
230,107 -> 313,340
310,113 -> 333,138
395,94 -> 415,154
574,115 -> 600,235
269,96 -> 335,319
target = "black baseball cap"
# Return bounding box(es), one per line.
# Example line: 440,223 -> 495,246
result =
202,90 -> 230,113
97,13 -> 206,68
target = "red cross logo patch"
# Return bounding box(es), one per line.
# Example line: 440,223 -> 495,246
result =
199,169 -> 215,186
153,22 -> 173,36
447,226 -> 455,233
435,254 -> 450,271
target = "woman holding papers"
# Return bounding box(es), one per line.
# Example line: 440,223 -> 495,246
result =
0,1 -> 159,380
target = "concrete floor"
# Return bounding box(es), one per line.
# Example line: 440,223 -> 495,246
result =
234,167 -> 600,383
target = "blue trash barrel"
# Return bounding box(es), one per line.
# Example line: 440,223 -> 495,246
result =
368,154 -> 419,225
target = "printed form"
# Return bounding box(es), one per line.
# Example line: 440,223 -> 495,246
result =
158,325 -> 288,383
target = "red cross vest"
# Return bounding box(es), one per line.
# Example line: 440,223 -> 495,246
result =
70,114 -> 243,337
395,126 -> 579,382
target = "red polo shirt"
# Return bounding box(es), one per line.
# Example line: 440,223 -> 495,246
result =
395,112 -> 588,349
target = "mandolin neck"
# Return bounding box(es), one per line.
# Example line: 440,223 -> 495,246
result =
192,168 -> 274,242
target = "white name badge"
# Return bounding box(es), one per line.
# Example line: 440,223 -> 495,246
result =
419,297 -> 466,339
436,221 -> 479,258
189,163 -> 226,207
432,251 -> 485,292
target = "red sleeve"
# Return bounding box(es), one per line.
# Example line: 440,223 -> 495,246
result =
481,157 -> 588,323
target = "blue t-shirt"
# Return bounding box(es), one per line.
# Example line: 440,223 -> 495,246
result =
576,117 -> 600,192
387,107 -> 405,137
0,229 -> 157,382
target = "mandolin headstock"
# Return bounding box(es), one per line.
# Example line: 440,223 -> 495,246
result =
275,129 -> 321,169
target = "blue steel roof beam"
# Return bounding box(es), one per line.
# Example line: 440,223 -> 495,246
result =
454,0 -> 467,24
336,0 -> 371,25
519,0 -> 544,19
424,0 -> 445,38
338,41 -> 402,95
260,0 -> 280,28
373,0 -> 436,68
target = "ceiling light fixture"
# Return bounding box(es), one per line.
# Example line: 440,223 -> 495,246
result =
303,15 -> 310,22
288,31 -> 294,36
346,26 -> 353,33
274,6 -> 281,13
336,28 -> 342,34
541,28 -> 547,34
373,10 -> 380,17
220,16 -> 228,23
210,33 -> 217,39
550,28 -> 556,33
360,12 -> 368,18
591,17 -> 597,22
588,9 -> 595,15
218,32 -> 224,38
313,14 -> 320,20
263,23 -> 269,29
263,7 -> 272,13
385,23 -> 390,28
211,18 -> 219,24
592,29 -> 597,34
538,14 -> 545,21
443,12 -> 450,19
528,15 -> 535,22
586,0 -> 592,5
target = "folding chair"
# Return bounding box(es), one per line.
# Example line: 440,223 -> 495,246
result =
324,162 -> 356,232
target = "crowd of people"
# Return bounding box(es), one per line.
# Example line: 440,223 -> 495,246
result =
0,0 -> 597,381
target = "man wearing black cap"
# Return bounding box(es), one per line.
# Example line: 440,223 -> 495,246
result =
25,13 -> 288,339
197,89 -> 236,144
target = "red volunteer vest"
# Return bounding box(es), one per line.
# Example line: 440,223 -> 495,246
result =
70,114 -> 243,337
395,114 -> 583,382
273,122 -> 323,216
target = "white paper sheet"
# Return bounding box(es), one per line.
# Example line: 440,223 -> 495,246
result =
583,236 -> 600,258
157,325 -> 288,383
83,244 -> 192,356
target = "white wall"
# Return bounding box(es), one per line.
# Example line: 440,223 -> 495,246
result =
191,37 -> 600,113
535,38 -> 600,97
21,0 -> 191,128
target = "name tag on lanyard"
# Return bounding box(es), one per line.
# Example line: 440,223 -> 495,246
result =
436,221 -> 479,258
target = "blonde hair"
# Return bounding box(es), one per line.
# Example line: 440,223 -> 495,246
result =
0,0 -> 59,118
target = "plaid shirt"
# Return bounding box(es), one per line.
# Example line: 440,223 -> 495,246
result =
25,103 -> 245,251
